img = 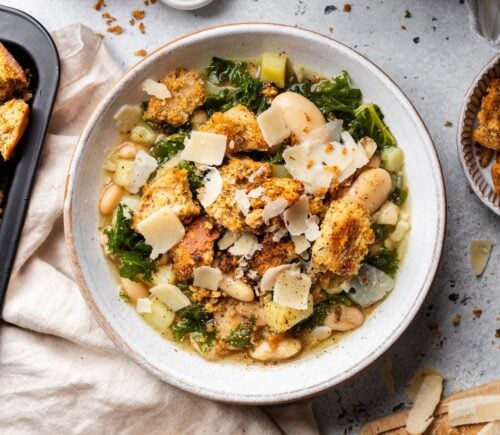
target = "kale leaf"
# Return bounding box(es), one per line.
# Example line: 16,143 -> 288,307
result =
203,57 -> 267,114
172,304 -> 216,352
288,71 -> 362,121
224,316 -> 255,349
348,103 -> 397,149
269,143 -> 286,164
150,133 -> 187,164
177,161 -> 204,193
366,248 -> 399,277
105,205 -> 156,282
390,187 -> 408,206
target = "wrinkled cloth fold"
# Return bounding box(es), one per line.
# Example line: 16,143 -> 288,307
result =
0,24 -> 319,435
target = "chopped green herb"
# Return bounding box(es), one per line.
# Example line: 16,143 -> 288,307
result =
269,143 -> 286,164
172,304 -> 216,352
288,71 -> 362,121
203,57 -> 267,114
404,9 -> 412,18
367,248 -> 399,278
372,224 -> 394,243
119,289 -> 131,303
348,103 -> 397,149
390,187 -> 408,206
224,316 -> 255,349
105,205 -> 156,282
177,161 -> 204,193
150,133 -> 187,164
444,120 -> 453,127
141,100 -> 149,111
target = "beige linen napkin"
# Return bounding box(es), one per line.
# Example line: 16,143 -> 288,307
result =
0,24 -> 319,435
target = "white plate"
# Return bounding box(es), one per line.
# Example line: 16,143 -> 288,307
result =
64,23 -> 446,404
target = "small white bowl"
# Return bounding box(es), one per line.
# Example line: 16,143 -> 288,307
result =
64,23 -> 446,405
160,0 -> 213,11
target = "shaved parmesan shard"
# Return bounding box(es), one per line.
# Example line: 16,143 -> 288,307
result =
359,136 -> 377,160
263,198 -> 288,223
448,395 -> 500,427
127,150 -> 158,194
301,119 -> 343,145
142,78 -> 171,99
218,231 -> 237,250
150,284 -> 190,312
273,268 -> 312,310
470,240 -> 493,276
193,266 -> 223,291
248,167 -> 267,183
198,167 -> 222,208
407,367 -> 443,401
257,105 -> 290,147
228,233 -> 261,258
180,131 -> 227,166
284,195 -> 309,236
247,187 -> 264,198
291,235 -> 310,254
136,297 -> 152,314
304,215 -> 320,241
478,421 -> 500,435
338,131 -> 369,182
261,264 -> 293,292
113,105 -> 143,133
405,374 -> 443,435
235,189 -> 251,216
136,205 -> 185,258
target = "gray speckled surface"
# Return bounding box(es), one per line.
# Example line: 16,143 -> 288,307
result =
4,0 -> 499,433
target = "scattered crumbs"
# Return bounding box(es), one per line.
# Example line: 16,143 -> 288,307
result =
427,324 -> 443,339
328,26 -> 334,33
130,18 -> 135,26
496,329 -> 500,338
392,402 -> 405,413
449,293 -> 459,302
401,25 -> 407,30
107,25 -> 123,35
134,49 -> 147,57
413,36 -> 420,44
119,289 -> 130,303
132,9 -> 146,20
445,36 -> 450,41
404,9 -> 412,18
93,0 -> 106,11
432,26 -> 437,32
343,3 -> 351,12
102,12 -> 117,25
97,33 -> 105,39
139,22 -> 146,34
324,5 -> 337,14
473,308 -> 482,318
445,121 -> 453,127
459,0 -> 464,4
452,314 -> 461,327
461,294 -> 471,306
432,17 -> 437,21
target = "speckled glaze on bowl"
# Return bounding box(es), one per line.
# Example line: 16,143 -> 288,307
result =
458,54 -> 500,215
64,23 -> 446,405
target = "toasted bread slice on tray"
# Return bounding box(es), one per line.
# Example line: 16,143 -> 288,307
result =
0,98 -> 29,161
0,42 -> 28,103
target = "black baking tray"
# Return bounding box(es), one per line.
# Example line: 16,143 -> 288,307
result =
0,6 -> 60,309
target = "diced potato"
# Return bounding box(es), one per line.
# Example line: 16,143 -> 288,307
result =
390,220 -> 410,242
113,104 -> 143,134
271,164 -> 292,178
260,53 -> 287,88
112,193 -> 141,225
376,201 -> 400,225
130,121 -> 157,146
381,147 -> 404,172
264,294 -> 313,332
142,298 -> 175,332
152,265 -> 177,286
113,159 -> 135,187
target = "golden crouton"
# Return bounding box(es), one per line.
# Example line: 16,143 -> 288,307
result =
0,99 -> 29,161
248,235 -> 299,276
311,198 -> 374,277
0,43 -> 28,103
133,166 -> 200,227
169,216 -> 219,282
199,104 -> 268,154
205,157 -> 272,233
473,79 -> 500,151
144,68 -> 205,127
491,162 -> 500,195
246,178 -> 304,230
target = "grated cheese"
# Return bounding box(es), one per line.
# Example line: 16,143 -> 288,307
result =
136,205 -> 185,258
228,233 -> 261,258
127,151 -> 158,194
198,167 -> 222,208
283,196 -> 310,236
234,189 -> 251,216
262,198 -> 288,223
260,264 -> 293,292
218,231 -> 237,250
193,266 -> 223,291
180,131 -> 227,166
247,187 -> 264,198
142,78 -> 171,99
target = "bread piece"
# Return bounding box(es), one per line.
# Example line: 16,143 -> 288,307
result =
491,162 -> 500,195
473,79 -> 500,151
0,99 -> 29,161
0,43 -> 28,103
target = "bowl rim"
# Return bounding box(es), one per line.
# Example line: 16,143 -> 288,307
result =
63,22 -> 447,404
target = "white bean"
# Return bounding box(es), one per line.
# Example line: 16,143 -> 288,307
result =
100,183 -> 124,215
324,306 -> 364,332
346,168 -> 392,213
117,142 -> 138,159
305,326 -> 332,347
271,91 -> 326,142
249,338 -> 302,361
120,277 -> 149,303
191,109 -> 208,130
219,275 -> 255,302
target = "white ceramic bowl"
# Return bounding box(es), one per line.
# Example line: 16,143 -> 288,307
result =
160,0 -> 213,11
64,23 -> 446,404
